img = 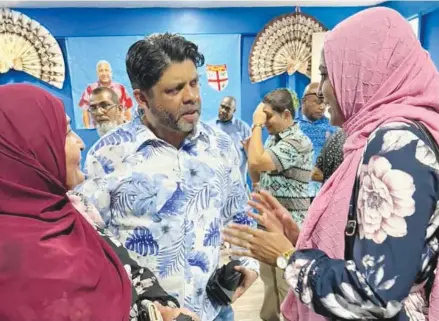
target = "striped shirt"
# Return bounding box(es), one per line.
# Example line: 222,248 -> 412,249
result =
260,124 -> 313,226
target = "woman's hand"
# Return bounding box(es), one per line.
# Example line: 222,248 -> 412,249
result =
154,302 -> 200,321
248,190 -> 300,246
223,223 -> 294,266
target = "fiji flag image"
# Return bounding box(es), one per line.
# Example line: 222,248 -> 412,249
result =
206,64 -> 228,92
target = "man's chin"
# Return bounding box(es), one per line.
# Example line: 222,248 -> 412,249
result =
178,119 -> 199,133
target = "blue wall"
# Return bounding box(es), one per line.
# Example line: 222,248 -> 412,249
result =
0,6 -> 366,158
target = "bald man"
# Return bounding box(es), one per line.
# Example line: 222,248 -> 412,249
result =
78,60 -> 133,129
297,82 -> 336,202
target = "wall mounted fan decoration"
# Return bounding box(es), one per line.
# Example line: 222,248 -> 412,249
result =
249,8 -> 328,83
0,8 -> 65,89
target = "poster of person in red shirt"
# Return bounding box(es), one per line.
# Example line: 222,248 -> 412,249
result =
78,60 -> 133,129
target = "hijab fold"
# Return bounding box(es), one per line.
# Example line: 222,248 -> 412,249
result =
282,7 -> 439,321
0,84 -> 131,321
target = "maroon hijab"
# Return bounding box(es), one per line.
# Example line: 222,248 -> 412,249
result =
0,84 -> 131,321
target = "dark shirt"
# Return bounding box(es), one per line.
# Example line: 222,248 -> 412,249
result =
315,129 -> 346,182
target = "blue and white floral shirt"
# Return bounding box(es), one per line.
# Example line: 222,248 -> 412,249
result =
77,116 -> 259,321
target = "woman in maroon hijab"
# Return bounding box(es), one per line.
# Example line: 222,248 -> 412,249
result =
0,83 -> 132,320
0,84 -> 199,321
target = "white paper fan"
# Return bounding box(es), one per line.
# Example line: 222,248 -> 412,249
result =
249,10 -> 328,83
0,8 -> 65,89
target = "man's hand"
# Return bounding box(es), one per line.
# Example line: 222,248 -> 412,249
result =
253,103 -> 267,125
231,266 -> 258,303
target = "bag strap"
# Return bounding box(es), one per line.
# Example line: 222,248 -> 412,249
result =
344,174 -> 360,260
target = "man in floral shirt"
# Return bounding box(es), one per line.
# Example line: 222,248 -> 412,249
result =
77,33 -> 259,321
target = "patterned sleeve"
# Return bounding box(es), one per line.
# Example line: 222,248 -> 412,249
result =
75,147 -> 113,227
285,124 -> 439,320
223,137 -> 260,273
267,138 -> 313,173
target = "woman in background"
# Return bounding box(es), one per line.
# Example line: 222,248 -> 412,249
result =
224,7 -> 439,321
0,83 -> 197,321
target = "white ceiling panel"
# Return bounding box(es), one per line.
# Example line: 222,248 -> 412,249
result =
0,0 -> 385,8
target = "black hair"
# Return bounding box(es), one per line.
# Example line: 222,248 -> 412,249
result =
91,87 -> 119,105
126,33 -> 205,91
262,88 -> 297,118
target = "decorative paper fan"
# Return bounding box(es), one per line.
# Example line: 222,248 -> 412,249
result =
0,8 -> 65,89
249,9 -> 328,83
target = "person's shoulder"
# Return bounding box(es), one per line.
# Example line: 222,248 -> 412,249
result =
369,122 -> 421,143
200,121 -> 231,139
295,126 -> 313,148
89,122 -> 136,155
199,121 -> 234,148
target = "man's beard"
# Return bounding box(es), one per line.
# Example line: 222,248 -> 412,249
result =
96,121 -> 119,137
218,113 -> 230,122
150,104 -> 201,133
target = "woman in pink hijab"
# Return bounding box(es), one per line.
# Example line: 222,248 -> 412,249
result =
224,7 -> 439,321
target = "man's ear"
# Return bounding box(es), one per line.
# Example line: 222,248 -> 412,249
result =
133,89 -> 150,109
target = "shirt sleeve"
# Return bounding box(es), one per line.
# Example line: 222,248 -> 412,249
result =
223,138 -> 259,273
284,124 -> 439,320
267,137 -> 313,173
75,147 -> 114,227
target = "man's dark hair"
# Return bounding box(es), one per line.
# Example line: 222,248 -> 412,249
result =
126,33 -> 205,91
91,87 -> 119,105
262,88 -> 297,118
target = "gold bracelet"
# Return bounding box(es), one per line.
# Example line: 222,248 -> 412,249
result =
252,123 -> 263,131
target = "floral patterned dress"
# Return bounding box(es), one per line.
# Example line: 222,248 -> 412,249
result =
285,122 -> 439,320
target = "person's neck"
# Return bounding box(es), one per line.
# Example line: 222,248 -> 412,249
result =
142,117 -> 188,149
99,80 -> 111,87
279,119 -> 294,132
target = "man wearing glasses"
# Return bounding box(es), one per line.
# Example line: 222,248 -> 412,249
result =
296,82 -> 336,202
79,60 -> 133,129
89,87 -> 125,137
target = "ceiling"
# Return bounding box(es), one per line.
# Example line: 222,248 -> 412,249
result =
1,0 -> 385,8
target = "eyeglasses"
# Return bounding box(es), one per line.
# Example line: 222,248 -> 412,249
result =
89,103 -> 117,114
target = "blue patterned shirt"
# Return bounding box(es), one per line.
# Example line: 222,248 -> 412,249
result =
76,116 -> 259,321
297,114 -> 336,198
209,117 -> 251,186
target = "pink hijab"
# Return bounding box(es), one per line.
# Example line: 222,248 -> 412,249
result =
282,7 -> 439,321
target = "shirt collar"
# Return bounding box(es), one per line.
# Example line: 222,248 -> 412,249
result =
130,114 -> 210,152
277,122 -> 299,140
216,117 -> 235,125
300,113 -> 330,125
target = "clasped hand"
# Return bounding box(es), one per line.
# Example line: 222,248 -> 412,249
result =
223,190 -> 300,266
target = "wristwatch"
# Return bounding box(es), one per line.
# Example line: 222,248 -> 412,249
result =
276,248 -> 295,270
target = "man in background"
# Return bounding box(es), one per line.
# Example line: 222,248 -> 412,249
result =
210,96 -> 251,187
89,87 -> 125,137
247,88 -> 313,321
297,82 -> 336,202
79,60 -> 133,128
